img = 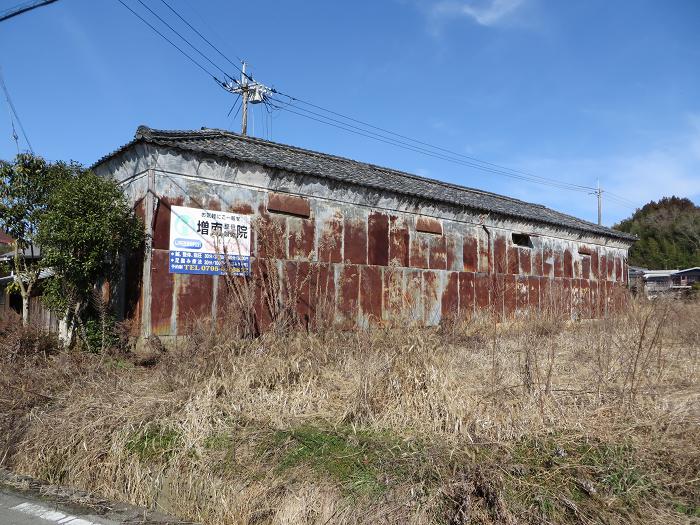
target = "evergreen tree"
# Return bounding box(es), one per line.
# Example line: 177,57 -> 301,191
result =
614,196 -> 700,269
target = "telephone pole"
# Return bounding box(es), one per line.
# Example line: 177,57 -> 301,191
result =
224,61 -> 270,136
240,62 -> 249,135
596,181 -> 603,226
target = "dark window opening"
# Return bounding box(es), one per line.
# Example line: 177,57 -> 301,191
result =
512,233 -> 532,248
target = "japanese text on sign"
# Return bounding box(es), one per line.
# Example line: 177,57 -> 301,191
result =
168,205 -> 251,276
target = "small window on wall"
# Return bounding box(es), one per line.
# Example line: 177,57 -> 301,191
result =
512,233 -> 532,248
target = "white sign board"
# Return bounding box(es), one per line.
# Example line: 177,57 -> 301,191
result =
168,205 -> 251,276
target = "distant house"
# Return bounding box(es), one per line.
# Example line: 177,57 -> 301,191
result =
642,269 -> 678,297
672,267 -> 700,289
0,241 -> 58,329
635,266 -> 700,298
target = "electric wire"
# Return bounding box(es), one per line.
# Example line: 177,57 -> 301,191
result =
267,98 -> 593,193
157,0 -> 250,82
271,89 -> 596,191
0,67 -> 33,153
115,0 -> 224,85
121,1 -> 642,205
267,96 -> 592,193
0,0 -> 58,23
131,0 -> 235,83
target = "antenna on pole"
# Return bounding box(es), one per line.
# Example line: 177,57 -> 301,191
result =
224,61 -> 270,137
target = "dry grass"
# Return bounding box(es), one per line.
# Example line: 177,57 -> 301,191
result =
1,298 -> 699,524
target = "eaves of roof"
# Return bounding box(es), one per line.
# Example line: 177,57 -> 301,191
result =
93,126 -> 637,243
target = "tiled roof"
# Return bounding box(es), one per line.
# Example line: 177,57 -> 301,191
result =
95,126 -> 636,242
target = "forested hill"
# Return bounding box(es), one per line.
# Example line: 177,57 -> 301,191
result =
614,196 -> 700,269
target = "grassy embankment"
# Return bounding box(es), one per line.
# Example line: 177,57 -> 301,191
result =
1,299 -> 698,524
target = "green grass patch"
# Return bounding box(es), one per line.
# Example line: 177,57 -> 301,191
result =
269,424 -> 433,498
125,423 -> 181,462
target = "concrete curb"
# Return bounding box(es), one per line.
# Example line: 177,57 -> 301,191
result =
0,468 -> 198,525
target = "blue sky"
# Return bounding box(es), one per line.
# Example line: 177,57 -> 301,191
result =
1,0 -> 698,226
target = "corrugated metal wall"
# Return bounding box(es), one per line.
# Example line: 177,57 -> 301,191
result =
122,168 -> 629,338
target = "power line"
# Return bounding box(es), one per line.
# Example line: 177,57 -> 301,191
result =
271,90 -> 596,192
0,67 -> 33,153
267,98 -> 592,193
115,0 -> 224,85
120,1 -> 640,204
267,96 -> 592,193
131,0 -> 235,83
0,0 -> 58,23
157,0 -> 249,81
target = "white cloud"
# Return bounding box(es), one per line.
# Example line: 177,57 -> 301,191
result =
507,119 -> 700,225
432,0 -> 526,27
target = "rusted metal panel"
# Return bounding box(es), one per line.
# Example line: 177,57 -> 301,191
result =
176,271 -> 214,328
458,272 -> 475,316
599,253 -> 607,281
367,211 -> 390,266
343,217 -> 368,265
492,274 -> 505,319
607,254 -> 615,280
463,235 -> 478,272
389,215 -> 409,267
338,265 -> 360,328
591,249 -> 599,280
579,279 -> 590,319
528,276 -> 540,309
310,262 -> 336,328
446,235 -> 461,271
441,271 -> 459,317
615,256 -> 622,282
284,261 -> 312,326
553,251 -> 564,278
540,277 -> 552,311
519,248 -> 532,275
318,212 -> 343,264
516,276 -> 529,314
227,202 -> 254,214
581,255 -> 591,280
153,197 -> 181,250
252,259 -> 274,334
494,234 -> 507,274
382,267 -> 405,322
422,270 -> 441,324
563,249 -> 573,278
257,211 -> 288,260
288,217 -> 315,260
409,233 -> 430,269
360,265 -> 383,324
150,249 -> 174,335
416,216 -> 442,235
429,235 -> 447,270
405,269 -> 423,322
543,244 -> 553,278
504,274 -> 517,318
475,273 -> 490,310
532,245 -> 543,277
508,245 -> 519,275
477,229 -> 490,273
267,192 -> 311,218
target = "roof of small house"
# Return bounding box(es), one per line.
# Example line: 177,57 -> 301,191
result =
674,267 -> 700,275
95,126 -> 637,243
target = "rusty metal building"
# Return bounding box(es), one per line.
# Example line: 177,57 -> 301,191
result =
94,126 -> 635,338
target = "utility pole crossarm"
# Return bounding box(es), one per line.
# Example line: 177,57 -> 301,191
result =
222,60 -> 271,136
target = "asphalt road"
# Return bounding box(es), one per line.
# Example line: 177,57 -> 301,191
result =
0,490 -> 119,525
